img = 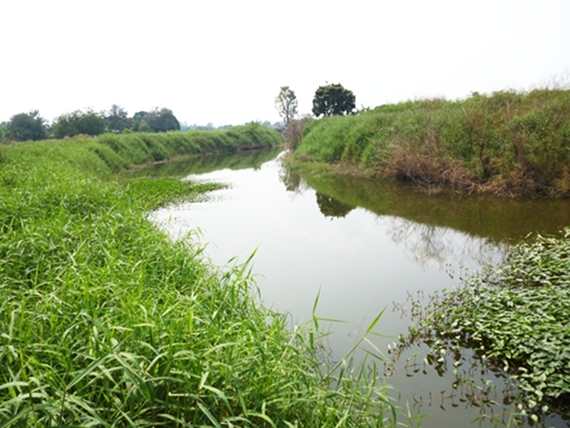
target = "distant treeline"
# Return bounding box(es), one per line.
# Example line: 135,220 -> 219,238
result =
292,88 -> 570,198
0,105 -> 182,141
0,105 -> 284,143
181,120 -> 282,132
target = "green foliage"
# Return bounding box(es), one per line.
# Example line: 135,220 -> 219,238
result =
52,110 -> 108,138
57,124 -> 283,177
297,88 -> 570,197
403,229 -> 570,408
275,86 -> 298,125
312,83 -> 356,117
132,108 -> 180,133
0,121 -> 14,143
104,104 -> 132,132
0,127 -> 396,426
7,110 -> 47,141
297,115 -> 358,162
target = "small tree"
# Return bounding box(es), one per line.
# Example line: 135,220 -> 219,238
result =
7,110 -> 47,141
275,86 -> 298,125
312,83 -> 356,117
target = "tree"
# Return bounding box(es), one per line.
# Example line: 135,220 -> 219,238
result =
52,110 -> 107,138
145,108 -> 180,132
104,104 -> 132,132
132,111 -> 150,132
312,83 -> 356,117
132,108 -> 180,133
7,110 -> 47,141
275,86 -> 298,125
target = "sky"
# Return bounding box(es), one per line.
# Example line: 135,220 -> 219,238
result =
1,0 -> 569,127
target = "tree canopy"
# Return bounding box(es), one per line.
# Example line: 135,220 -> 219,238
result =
275,86 -> 298,125
312,83 -> 356,117
104,104 -> 132,133
52,110 -> 107,138
133,108 -> 180,133
7,110 -> 47,141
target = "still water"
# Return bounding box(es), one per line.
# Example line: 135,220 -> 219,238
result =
145,149 -> 570,427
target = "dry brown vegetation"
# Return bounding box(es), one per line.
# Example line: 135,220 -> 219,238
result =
294,88 -> 570,197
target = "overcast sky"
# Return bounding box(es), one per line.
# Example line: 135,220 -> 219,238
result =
1,0 -> 569,126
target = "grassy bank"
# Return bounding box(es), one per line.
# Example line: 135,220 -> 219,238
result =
293,88 -> 570,197
49,123 -> 284,176
0,132 -> 396,426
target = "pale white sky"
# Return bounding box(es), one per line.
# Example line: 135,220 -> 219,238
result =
1,0 -> 569,126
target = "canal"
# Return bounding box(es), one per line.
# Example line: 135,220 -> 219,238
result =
143,148 -> 570,427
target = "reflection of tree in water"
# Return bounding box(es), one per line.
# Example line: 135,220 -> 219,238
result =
316,192 -> 354,219
383,216 -> 508,270
279,166 -> 306,194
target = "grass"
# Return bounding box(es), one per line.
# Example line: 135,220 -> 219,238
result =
0,131 -> 397,426
293,88 -> 570,197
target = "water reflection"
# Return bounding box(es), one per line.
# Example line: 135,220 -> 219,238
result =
279,167 -> 304,193
128,146 -> 283,178
299,173 -> 570,245
315,192 -> 355,219
143,149 -> 570,428
390,293 -> 570,427
384,217 -> 506,269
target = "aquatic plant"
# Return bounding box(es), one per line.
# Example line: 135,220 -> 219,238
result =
393,228 -> 570,423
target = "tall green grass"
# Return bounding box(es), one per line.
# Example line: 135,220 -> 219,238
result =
50,123 -> 284,176
295,89 -> 570,197
0,134 -> 396,426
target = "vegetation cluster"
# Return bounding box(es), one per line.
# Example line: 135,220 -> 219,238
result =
19,123 -> 283,177
395,229 -> 570,418
293,88 -> 570,197
312,84 -> 356,118
0,106 -> 182,141
0,129 -> 396,426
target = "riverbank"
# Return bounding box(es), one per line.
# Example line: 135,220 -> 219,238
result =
291,88 -> 570,198
0,131 -> 396,426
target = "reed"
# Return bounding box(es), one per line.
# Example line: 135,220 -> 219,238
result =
0,135 -> 396,426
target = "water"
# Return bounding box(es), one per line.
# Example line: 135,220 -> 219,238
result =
145,149 -> 570,427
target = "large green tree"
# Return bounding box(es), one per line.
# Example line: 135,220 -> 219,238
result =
146,108 -> 180,132
52,110 -> 107,138
132,108 -> 180,132
312,83 -> 356,117
275,86 -> 298,125
7,110 -> 47,141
